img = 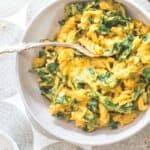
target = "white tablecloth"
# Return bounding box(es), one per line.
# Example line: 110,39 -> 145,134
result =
0,0 -> 149,150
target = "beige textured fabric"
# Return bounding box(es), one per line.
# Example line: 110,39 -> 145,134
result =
0,20 -> 22,100
0,101 -> 33,150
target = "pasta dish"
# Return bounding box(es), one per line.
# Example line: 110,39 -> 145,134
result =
32,0 -> 150,132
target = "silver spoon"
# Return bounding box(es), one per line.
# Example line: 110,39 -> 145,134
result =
0,42 -> 100,57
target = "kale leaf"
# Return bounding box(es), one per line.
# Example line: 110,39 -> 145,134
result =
47,62 -> 59,74
88,99 -> 99,113
55,95 -> 68,104
113,36 -> 134,60
141,68 -> 150,84
109,119 -> 118,129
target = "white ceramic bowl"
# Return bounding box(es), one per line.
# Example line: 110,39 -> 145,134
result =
17,0 -> 150,146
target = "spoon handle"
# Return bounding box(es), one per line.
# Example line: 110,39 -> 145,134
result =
0,42 -> 76,54
0,42 -> 98,57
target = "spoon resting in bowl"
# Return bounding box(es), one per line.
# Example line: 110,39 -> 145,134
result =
0,42 -> 100,57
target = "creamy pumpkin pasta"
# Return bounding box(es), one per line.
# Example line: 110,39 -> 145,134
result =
32,0 -> 150,132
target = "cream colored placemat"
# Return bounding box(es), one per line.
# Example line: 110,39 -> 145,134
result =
0,132 -> 19,150
0,101 -> 33,150
0,0 -> 28,17
0,20 -> 23,100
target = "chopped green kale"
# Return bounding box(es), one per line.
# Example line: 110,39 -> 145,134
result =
113,35 -> 134,60
141,68 -> 150,84
109,118 -> 118,129
56,112 -> 65,119
99,24 -> 110,34
88,99 -> 99,113
132,87 -> 141,101
88,68 -> 95,75
65,2 -> 86,17
55,95 -> 68,104
47,62 -> 59,74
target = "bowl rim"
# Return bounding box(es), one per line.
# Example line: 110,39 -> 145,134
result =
16,0 -> 150,146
